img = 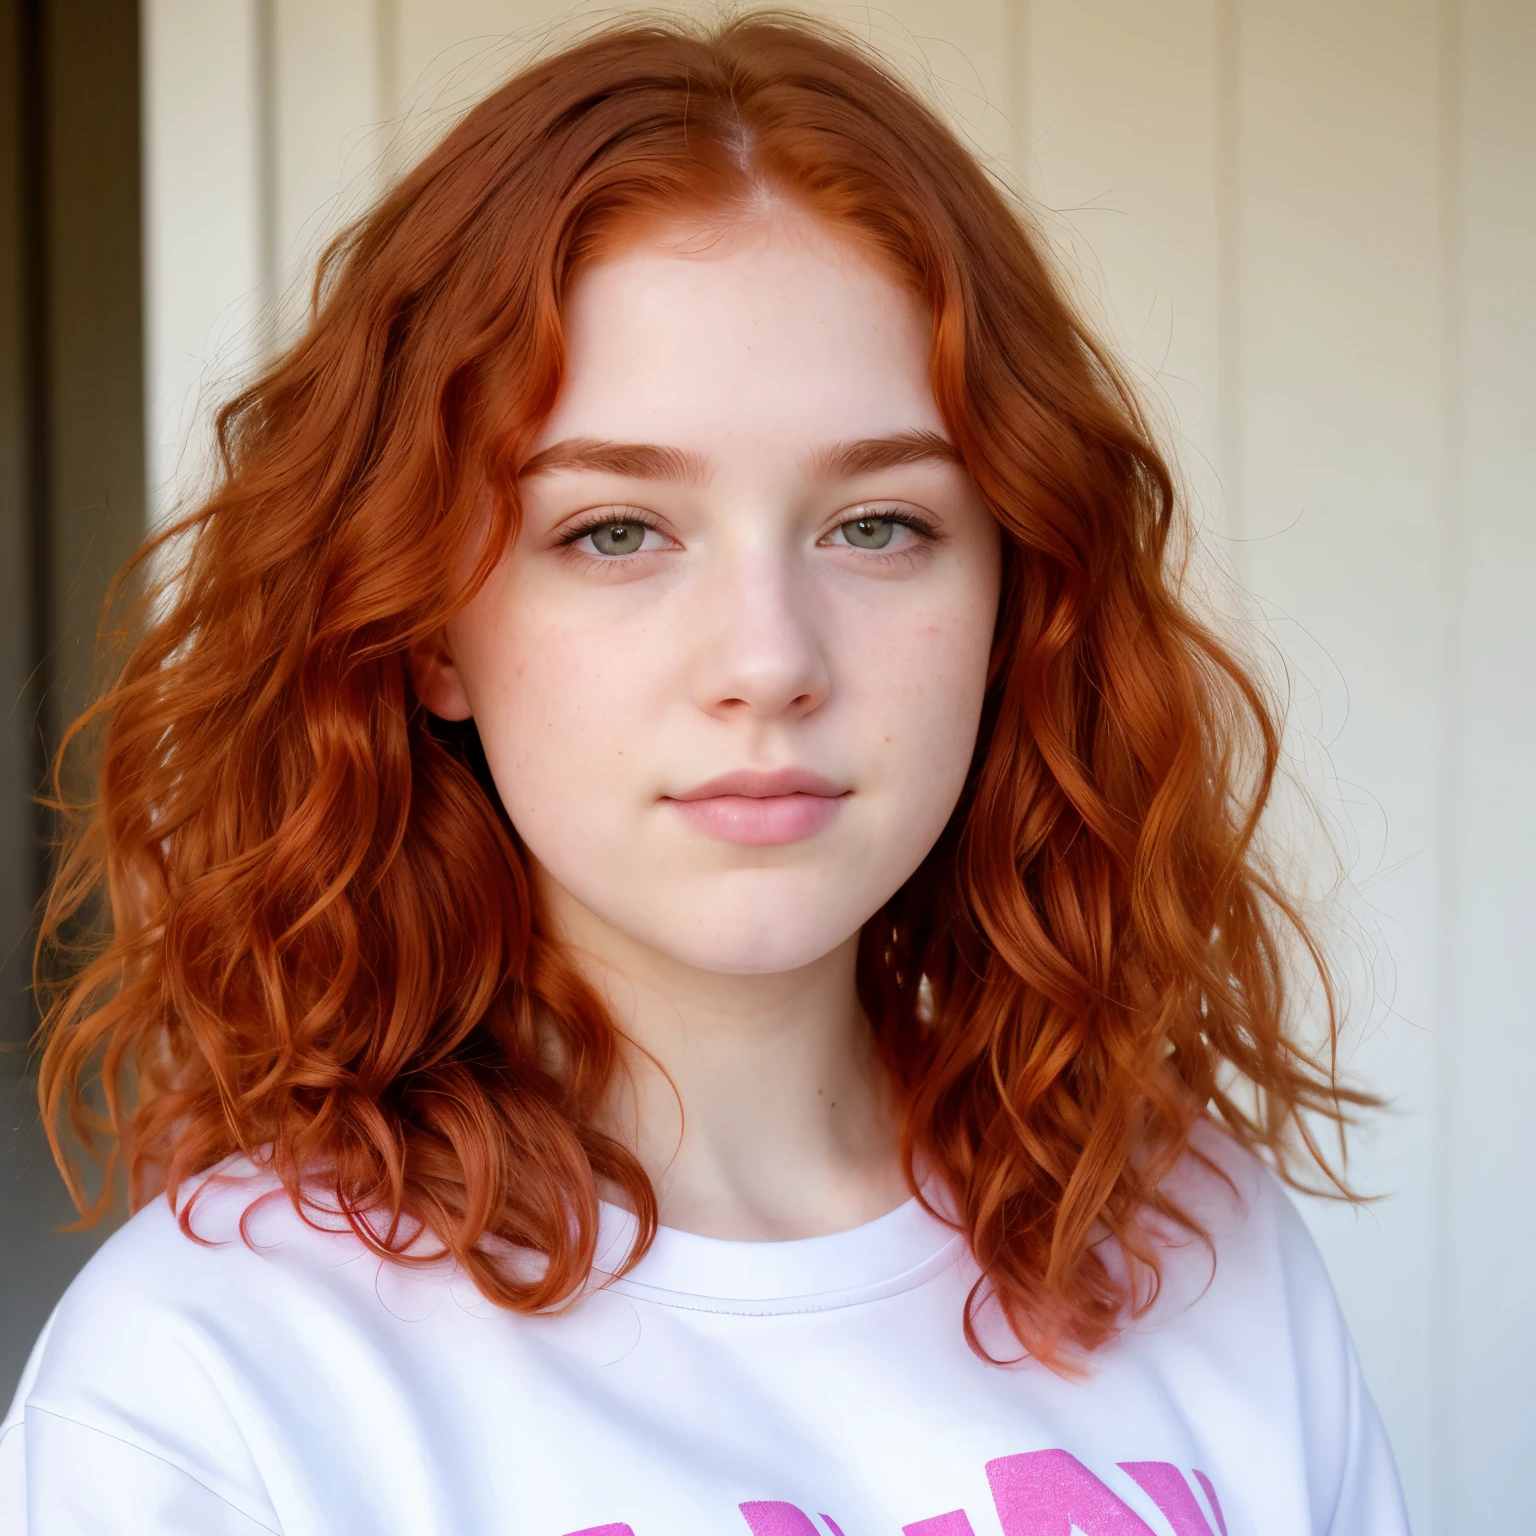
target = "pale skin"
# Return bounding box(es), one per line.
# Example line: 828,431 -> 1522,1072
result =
414,204 -> 1002,1241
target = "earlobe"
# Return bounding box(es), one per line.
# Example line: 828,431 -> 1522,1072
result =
409,630 -> 475,722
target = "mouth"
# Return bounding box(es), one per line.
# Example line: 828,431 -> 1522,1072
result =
662,768 -> 851,847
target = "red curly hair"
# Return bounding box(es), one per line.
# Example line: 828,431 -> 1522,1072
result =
37,9 -> 1365,1369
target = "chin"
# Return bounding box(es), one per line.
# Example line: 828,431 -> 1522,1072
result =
658,927 -> 855,977
540,852 -> 907,980
620,875 -> 881,978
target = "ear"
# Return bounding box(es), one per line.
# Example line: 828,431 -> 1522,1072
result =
409,629 -> 474,722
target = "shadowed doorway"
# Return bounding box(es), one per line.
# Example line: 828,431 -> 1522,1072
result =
1,0 -> 145,1402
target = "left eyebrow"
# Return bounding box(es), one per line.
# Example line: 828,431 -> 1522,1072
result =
802,429 -> 962,480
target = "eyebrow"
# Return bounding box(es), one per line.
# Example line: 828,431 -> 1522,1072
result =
519,438 -> 710,480
804,429 -> 962,480
518,429 -> 961,483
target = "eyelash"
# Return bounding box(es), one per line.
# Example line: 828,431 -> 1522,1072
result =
557,507 -> 668,549
826,506 -> 941,546
555,504 -> 942,560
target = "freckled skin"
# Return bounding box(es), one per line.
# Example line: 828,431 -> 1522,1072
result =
418,208 -> 1001,979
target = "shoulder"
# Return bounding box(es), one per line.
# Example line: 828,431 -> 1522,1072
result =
22,1159 -> 349,1367
1,1160 -> 334,1526
4,1161 -> 385,1465
1153,1117 -> 1347,1323
1108,1124 -> 1357,1444
1126,1120 -> 1409,1534
1,1159 -> 507,1528
1127,1117 -> 1355,1360
9,1160 -> 328,1401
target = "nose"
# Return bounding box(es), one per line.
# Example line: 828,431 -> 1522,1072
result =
689,542 -> 832,722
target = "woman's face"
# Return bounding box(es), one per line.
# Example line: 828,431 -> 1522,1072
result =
422,206 -> 1001,976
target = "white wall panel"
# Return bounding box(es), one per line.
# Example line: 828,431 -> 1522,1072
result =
391,0 -> 1013,171
1016,0 -> 1226,545
1229,3 -> 1445,1520
138,3 -> 1536,1528
1442,1 -> 1536,1526
812,0 -> 1014,168
141,0 -> 265,523
269,0 -> 387,343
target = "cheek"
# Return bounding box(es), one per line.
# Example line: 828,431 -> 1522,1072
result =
451,578 -> 669,842
851,577 -> 998,803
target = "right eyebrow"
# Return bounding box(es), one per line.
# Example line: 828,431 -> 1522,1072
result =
804,429 -> 961,480
519,438 -> 710,482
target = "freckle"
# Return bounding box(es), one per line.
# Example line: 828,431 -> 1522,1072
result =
883,737 -> 891,744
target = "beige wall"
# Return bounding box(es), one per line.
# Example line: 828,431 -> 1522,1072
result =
141,3 -> 1536,1529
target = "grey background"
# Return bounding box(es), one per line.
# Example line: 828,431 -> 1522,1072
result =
1,0 -> 144,1401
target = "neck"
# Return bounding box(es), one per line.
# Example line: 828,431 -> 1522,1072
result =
538,877 -> 910,1241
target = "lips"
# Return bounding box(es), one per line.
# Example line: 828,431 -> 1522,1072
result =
663,768 -> 850,847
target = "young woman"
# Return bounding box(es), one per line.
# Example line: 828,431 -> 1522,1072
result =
1,12 -> 1409,1534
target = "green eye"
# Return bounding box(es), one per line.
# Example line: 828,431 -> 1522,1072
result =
589,521 -> 648,556
839,516 -> 895,550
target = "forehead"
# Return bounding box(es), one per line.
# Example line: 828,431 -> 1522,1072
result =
539,211 -> 944,457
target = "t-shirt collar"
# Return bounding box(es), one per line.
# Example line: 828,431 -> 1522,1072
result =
592,1192 -> 963,1315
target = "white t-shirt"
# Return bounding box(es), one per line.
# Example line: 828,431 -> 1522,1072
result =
1,1123 -> 1408,1535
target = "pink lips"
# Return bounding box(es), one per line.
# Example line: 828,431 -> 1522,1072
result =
663,768 -> 850,847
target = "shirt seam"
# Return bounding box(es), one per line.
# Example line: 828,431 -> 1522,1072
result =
604,1235 -> 965,1315
23,1405 -> 282,1535
1322,1305 -> 1365,1536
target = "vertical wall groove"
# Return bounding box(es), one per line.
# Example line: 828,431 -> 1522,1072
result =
1430,1 -> 1464,1529
1006,0 -> 1031,201
255,0 -> 279,360
16,0 -> 50,941
1213,0 -> 1241,552
376,0 -> 399,130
